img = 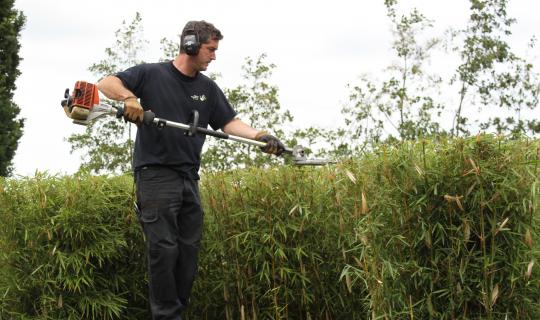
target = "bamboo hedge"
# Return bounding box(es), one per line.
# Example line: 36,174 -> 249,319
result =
343,136 -> 540,319
0,173 -> 147,319
1,135 -> 539,319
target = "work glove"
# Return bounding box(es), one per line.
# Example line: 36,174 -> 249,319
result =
255,131 -> 285,156
123,96 -> 144,124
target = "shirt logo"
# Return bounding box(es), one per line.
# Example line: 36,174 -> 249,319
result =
191,94 -> 207,102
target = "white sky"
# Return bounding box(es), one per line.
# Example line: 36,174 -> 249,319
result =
11,0 -> 539,176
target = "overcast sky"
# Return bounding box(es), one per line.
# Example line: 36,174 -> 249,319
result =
11,0 -> 539,176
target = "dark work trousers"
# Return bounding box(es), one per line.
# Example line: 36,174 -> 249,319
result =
135,166 -> 204,320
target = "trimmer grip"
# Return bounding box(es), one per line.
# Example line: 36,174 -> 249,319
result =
116,106 -> 124,119
143,111 -> 155,125
116,106 -> 154,126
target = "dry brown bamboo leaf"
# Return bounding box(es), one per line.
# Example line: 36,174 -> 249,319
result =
455,196 -> 464,211
499,217 -> 510,230
494,217 -> 510,236
360,234 -> 368,246
444,194 -> 464,211
288,204 -> 299,216
425,229 -> 432,249
491,283 -> 499,307
414,163 -> 424,176
463,221 -> 471,242
525,260 -> 535,280
525,229 -> 533,249
353,256 -> 363,268
361,191 -> 369,214
468,158 -> 480,175
345,273 -> 352,293
345,169 -> 357,184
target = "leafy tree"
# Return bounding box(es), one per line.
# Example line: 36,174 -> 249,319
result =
67,13 -> 147,174
159,36 -> 180,62
69,16 -> 300,173
337,1 -> 444,155
334,0 -> 539,158
0,1 -> 25,177
450,0 -> 539,137
202,54 -> 295,171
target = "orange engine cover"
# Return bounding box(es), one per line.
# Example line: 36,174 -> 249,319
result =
71,81 -> 99,110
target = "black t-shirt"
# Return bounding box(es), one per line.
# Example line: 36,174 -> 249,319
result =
116,61 -> 237,179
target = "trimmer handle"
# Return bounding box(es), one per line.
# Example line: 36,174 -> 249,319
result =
142,110 -> 155,126
115,106 -> 155,126
115,106 -> 124,119
115,107 -> 330,165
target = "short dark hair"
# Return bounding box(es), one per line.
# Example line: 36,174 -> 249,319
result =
180,20 -> 223,53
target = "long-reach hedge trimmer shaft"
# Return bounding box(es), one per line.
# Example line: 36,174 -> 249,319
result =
60,81 -> 334,166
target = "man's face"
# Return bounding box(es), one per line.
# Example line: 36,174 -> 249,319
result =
194,39 -> 219,71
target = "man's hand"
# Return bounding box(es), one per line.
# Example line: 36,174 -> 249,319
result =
255,131 -> 285,156
123,97 -> 144,124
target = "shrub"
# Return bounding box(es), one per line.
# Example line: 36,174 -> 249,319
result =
1,136 -> 538,319
342,135 -> 540,319
0,173 -> 148,319
191,165 -> 366,319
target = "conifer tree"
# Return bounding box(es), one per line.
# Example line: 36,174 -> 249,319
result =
0,0 -> 25,176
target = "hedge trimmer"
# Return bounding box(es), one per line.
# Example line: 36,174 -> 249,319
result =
61,81 -> 334,166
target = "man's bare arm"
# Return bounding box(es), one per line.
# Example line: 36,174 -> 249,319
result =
97,76 -> 136,101
222,118 -> 261,140
222,119 -> 284,155
97,75 -> 144,123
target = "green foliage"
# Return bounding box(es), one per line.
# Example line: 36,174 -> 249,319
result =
338,3 -> 445,155
338,0 -> 539,157
70,14 -> 306,173
67,13 -> 147,174
0,173 -> 147,319
191,165 -> 366,319
159,36 -> 180,62
343,135 -> 540,319
0,0 -> 25,176
2,137 -> 539,319
451,0 -> 540,137
201,54 -> 295,171
88,12 -> 147,77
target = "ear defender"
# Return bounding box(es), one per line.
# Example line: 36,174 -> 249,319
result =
182,29 -> 200,56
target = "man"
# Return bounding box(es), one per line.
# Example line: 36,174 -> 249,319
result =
97,20 -> 284,319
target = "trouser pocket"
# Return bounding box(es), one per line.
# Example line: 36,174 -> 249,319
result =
138,203 -> 159,223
